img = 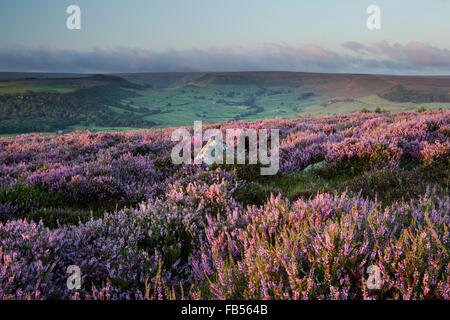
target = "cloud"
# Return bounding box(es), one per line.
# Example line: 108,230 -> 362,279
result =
342,41 -> 370,53
342,41 -> 450,73
1,41 -> 450,75
379,41 -> 450,67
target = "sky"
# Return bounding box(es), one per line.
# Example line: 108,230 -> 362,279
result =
0,0 -> 449,74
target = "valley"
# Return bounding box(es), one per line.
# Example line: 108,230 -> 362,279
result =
0,71 -> 449,134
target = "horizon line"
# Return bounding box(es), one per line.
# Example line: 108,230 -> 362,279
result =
1,70 -> 450,78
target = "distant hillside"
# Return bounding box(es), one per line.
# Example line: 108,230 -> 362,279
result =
182,72 -> 450,100
0,75 -> 154,134
1,71 -> 449,135
379,84 -> 450,103
117,72 -> 205,88
118,71 -> 450,101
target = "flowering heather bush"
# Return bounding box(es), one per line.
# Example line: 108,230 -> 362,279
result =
421,140 -> 450,165
0,189 -> 448,300
277,111 -> 449,171
0,110 -> 448,300
0,169 -> 241,299
196,191 -> 449,299
1,111 -> 448,198
0,131 -> 173,219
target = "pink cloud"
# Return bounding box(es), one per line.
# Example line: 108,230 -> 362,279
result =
1,41 -> 450,74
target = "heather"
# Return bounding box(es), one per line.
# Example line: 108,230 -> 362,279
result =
0,185 -> 448,300
198,191 -> 449,300
0,110 -> 449,299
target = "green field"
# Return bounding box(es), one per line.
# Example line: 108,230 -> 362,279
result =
120,84 -> 328,128
116,85 -> 450,128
